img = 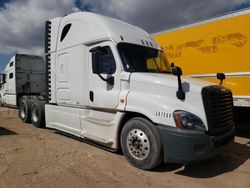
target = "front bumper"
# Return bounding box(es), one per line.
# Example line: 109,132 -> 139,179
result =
157,125 -> 235,163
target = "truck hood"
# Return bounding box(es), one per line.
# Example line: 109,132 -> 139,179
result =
125,72 -> 212,129
129,72 -> 211,94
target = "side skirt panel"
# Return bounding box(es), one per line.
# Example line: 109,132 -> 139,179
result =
45,104 -> 125,149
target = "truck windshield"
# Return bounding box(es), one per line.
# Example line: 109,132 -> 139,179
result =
118,43 -> 171,73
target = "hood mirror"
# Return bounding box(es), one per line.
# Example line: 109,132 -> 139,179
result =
217,73 -> 225,85
172,66 -> 182,76
171,63 -> 185,100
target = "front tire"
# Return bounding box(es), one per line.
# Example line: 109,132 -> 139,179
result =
31,102 -> 45,128
121,117 -> 163,170
19,99 -> 31,123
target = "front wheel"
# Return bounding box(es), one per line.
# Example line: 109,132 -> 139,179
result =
120,117 -> 163,170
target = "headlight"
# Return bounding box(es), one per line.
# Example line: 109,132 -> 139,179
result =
173,110 -> 205,131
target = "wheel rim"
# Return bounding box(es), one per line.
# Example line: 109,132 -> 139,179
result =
127,129 -> 150,160
20,104 -> 26,119
32,107 -> 38,123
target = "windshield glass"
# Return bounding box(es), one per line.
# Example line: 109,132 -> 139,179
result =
117,43 -> 171,73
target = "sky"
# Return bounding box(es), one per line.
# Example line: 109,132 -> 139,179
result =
0,0 -> 250,72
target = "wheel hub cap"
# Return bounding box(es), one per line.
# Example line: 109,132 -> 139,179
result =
127,129 -> 150,160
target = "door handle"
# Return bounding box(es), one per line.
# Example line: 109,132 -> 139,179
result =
89,91 -> 94,102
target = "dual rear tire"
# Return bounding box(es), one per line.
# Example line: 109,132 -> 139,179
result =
19,99 -> 45,128
30,102 -> 45,128
19,99 -> 31,123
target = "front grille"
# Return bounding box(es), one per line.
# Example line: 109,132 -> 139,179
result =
202,85 -> 235,136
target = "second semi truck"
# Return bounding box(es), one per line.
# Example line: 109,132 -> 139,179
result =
16,12 -> 234,170
0,54 -> 45,108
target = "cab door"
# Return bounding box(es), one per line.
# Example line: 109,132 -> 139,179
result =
88,42 -> 121,109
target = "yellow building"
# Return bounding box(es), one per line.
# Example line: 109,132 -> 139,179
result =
153,8 -> 250,108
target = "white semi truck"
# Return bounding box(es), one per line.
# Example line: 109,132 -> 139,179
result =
17,12 -> 234,170
0,54 -> 45,110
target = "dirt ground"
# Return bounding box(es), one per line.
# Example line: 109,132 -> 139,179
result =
0,107 -> 250,188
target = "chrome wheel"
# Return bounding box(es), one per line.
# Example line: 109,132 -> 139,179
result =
31,107 -> 38,123
127,129 -> 150,160
20,105 -> 26,119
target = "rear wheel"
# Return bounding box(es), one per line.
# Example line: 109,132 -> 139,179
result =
120,117 -> 163,170
19,99 -> 31,123
31,102 -> 45,128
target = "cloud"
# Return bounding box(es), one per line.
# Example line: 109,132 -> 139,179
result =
0,0 -> 249,57
78,0 -> 250,33
0,0 -> 76,55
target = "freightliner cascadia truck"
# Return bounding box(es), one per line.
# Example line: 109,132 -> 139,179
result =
153,8 -> 250,124
0,54 -> 45,108
17,12 -> 234,170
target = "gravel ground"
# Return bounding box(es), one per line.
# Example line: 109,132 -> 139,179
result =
0,107 -> 250,188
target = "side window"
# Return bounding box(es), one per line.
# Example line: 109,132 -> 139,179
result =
92,46 -> 116,74
9,73 -> 13,79
60,23 -> 72,42
9,62 -> 14,67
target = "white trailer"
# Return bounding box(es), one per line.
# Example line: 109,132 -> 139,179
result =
0,54 -> 45,108
19,12 -> 235,170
